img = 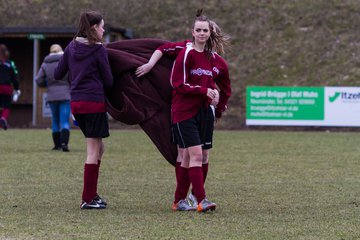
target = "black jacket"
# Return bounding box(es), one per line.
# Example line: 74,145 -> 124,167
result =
0,60 -> 18,90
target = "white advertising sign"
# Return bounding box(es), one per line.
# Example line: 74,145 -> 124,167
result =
42,93 -> 52,118
246,86 -> 360,127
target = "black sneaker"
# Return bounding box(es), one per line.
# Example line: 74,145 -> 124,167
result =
93,195 -> 107,206
61,144 -> 69,152
0,118 -> 8,130
80,200 -> 106,209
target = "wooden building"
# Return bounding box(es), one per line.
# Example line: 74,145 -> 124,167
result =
0,26 -> 132,127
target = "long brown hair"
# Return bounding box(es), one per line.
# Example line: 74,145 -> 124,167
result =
210,20 -> 230,56
76,11 -> 103,45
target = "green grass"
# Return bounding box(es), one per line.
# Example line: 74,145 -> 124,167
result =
1,129 -> 360,239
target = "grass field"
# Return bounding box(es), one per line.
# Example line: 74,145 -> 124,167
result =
1,129 -> 360,239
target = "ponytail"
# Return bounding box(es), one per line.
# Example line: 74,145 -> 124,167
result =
76,11 -> 103,45
209,21 -> 230,55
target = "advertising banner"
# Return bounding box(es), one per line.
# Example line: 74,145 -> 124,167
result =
42,93 -> 51,118
246,86 -> 360,126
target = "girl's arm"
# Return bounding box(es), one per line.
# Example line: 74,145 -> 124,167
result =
135,41 -> 189,77
35,64 -> 47,88
213,58 -> 231,118
98,47 -> 113,91
135,50 -> 163,77
54,49 -> 69,80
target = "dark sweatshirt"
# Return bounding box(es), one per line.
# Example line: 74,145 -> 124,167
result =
0,60 -> 18,95
54,40 -> 113,103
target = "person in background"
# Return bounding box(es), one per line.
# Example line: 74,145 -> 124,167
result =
0,44 -> 20,84
0,44 -> 20,130
36,44 -> 71,151
55,11 -> 113,209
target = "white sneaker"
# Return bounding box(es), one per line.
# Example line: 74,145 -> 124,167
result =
188,192 -> 198,208
80,200 -> 106,209
172,199 -> 196,211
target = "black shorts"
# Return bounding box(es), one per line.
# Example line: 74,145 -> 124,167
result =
0,94 -> 12,108
74,112 -> 109,138
172,105 -> 215,150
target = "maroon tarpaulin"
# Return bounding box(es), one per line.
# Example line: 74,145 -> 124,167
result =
105,39 -> 177,166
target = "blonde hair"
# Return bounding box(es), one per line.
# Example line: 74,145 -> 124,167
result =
209,20 -> 230,55
50,44 -> 63,53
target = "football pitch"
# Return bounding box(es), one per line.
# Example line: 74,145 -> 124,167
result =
1,129 -> 360,239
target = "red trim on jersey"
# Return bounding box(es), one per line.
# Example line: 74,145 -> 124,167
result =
0,85 -> 13,95
212,53 -> 231,118
156,40 -> 190,59
71,101 -> 106,114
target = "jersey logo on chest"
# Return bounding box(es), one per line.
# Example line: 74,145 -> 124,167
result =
190,68 -> 213,77
212,67 -> 219,75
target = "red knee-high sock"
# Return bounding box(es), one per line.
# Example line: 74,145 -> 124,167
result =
175,162 -> 181,182
189,167 -> 205,203
82,164 -> 98,203
174,166 -> 190,204
174,162 -> 182,203
1,108 -> 10,119
191,163 -> 209,195
202,163 -> 209,184
94,160 -> 101,196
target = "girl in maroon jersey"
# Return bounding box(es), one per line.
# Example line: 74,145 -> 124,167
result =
170,13 -> 225,212
0,45 -> 20,130
137,11 -> 231,212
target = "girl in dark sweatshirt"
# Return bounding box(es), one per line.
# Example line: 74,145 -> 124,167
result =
55,11 -> 113,209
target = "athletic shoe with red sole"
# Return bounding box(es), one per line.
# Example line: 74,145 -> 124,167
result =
197,198 -> 216,212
